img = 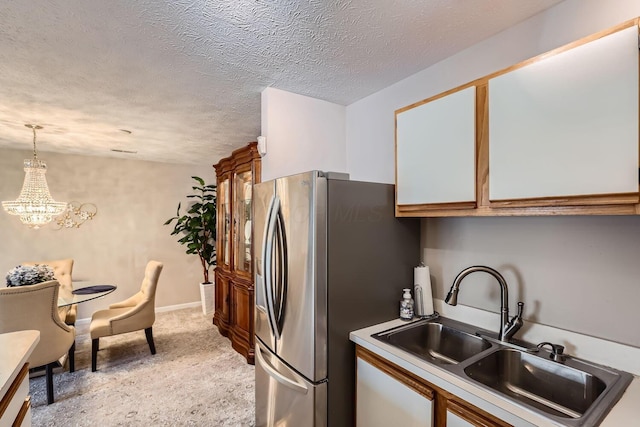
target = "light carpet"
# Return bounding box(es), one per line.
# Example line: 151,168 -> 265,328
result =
30,307 -> 255,426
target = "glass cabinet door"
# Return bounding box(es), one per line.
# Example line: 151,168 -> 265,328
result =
219,177 -> 231,267
234,170 -> 253,275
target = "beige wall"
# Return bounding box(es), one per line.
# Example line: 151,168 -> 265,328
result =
423,216 -> 640,347
0,148 -> 215,320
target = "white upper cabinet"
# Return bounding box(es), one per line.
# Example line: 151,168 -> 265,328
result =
396,86 -> 476,206
489,26 -> 639,202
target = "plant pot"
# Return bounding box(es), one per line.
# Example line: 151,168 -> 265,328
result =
199,282 -> 215,316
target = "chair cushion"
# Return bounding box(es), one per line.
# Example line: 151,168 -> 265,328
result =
90,307 -> 132,339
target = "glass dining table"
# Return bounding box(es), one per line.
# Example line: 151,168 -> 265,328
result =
57,283 -> 117,307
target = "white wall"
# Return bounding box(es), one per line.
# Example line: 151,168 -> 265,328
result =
260,87 -> 346,181
0,149 -> 213,320
345,0 -> 640,347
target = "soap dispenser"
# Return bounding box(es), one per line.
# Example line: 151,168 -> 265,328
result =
400,288 -> 414,320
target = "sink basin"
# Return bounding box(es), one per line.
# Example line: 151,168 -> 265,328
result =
464,348 -> 632,425
371,317 -> 633,426
373,319 -> 491,365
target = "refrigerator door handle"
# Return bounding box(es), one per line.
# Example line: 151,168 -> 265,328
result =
256,341 -> 308,395
274,204 -> 288,332
260,194 -> 277,338
265,195 -> 281,340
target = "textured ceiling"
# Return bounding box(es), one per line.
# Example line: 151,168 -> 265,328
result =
0,0 -> 563,165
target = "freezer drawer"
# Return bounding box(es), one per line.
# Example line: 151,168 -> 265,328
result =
255,340 -> 327,427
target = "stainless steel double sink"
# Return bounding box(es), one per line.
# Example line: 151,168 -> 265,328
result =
372,317 -> 633,426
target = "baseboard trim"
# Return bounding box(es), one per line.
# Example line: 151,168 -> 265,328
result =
156,301 -> 201,313
75,301 -> 201,326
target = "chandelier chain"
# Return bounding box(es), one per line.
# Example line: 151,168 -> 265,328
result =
25,123 -> 43,160
32,125 -> 37,159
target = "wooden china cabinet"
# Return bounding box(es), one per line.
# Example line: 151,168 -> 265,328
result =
213,142 -> 261,364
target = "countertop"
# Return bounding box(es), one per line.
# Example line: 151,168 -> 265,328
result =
350,318 -> 640,427
0,330 -> 40,399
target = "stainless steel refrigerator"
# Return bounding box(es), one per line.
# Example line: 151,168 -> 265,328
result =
254,171 -> 419,427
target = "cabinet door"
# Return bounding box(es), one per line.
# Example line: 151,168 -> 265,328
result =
217,175 -> 232,268
231,282 -> 252,335
230,280 -> 255,363
489,25 -> 639,205
233,166 -> 253,279
213,271 -> 231,335
396,86 -> 476,209
356,356 -> 433,427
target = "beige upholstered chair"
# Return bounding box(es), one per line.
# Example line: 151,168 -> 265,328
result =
23,259 -> 77,325
90,260 -> 163,372
0,280 -> 76,404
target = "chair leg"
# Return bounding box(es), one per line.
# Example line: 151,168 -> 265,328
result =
46,362 -> 55,405
91,338 -> 99,372
145,327 -> 156,355
68,341 -> 75,373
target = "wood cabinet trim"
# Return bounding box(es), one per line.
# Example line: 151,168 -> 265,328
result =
446,398 -> 512,427
483,18 -> 639,85
356,346 -> 434,401
489,192 -> 640,208
0,362 -> 28,419
396,79 -> 485,116
396,203 -> 640,217
396,201 -> 477,214
476,83 -> 489,209
13,395 -> 30,427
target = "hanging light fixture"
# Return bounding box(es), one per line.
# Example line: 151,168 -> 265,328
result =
2,124 -> 67,228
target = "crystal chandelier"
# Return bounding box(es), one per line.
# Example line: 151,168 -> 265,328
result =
2,124 -> 67,228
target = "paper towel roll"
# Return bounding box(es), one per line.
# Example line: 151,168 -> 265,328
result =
414,265 -> 434,316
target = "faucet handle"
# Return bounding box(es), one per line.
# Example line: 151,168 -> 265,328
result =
515,301 -> 524,318
509,302 -> 524,324
503,301 -> 524,341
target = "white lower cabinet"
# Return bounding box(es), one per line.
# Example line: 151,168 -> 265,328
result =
356,346 -> 512,427
357,356 -> 434,427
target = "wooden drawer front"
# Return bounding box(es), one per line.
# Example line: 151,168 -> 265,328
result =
0,364 -> 29,427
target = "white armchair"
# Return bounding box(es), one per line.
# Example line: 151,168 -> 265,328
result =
0,280 -> 76,404
90,260 -> 163,372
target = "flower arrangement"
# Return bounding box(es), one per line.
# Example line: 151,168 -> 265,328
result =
5,264 -> 55,287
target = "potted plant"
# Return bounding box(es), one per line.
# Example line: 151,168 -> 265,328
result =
165,176 -> 217,315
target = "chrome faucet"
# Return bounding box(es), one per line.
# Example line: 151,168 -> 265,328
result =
445,265 -> 524,343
